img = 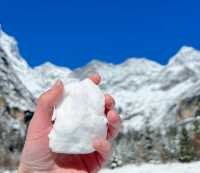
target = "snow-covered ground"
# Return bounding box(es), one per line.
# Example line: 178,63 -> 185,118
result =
2,162 -> 199,173
100,162 -> 200,173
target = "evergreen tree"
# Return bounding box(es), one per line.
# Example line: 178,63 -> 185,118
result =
193,119 -> 200,133
166,126 -> 178,160
141,117 -> 154,161
192,119 -> 200,160
179,127 -> 194,162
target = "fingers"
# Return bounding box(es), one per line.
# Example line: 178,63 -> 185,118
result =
89,74 -> 101,85
105,94 -> 115,113
104,94 -> 121,140
107,110 -> 122,140
93,138 -> 112,160
89,74 -> 115,112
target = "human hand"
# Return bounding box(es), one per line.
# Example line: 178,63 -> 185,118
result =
18,74 -> 121,173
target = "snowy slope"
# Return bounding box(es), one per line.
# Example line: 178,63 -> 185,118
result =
32,62 -> 76,97
0,30 -> 35,110
72,47 -> 200,131
2,162 -> 200,173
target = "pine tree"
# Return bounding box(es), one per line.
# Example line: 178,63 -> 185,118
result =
192,119 -> 200,159
179,127 -> 194,162
142,117 -> 154,162
193,119 -> 200,133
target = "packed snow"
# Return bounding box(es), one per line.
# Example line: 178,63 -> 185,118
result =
49,79 -> 107,154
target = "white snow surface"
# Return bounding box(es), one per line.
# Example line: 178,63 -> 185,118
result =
2,162 -> 199,173
48,79 -> 107,154
100,162 -> 200,173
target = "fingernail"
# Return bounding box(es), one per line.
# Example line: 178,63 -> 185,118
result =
53,80 -> 62,87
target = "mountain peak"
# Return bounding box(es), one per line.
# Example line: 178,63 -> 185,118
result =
40,61 -> 59,68
35,61 -> 72,73
88,59 -> 110,66
178,45 -> 197,54
168,45 -> 200,65
82,59 -> 113,70
0,25 -> 17,47
0,26 -> 23,65
121,57 -> 163,71
123,57 -> 159,65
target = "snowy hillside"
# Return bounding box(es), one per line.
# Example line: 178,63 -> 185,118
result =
0,30 -> 35,110
2,162 -> 200,173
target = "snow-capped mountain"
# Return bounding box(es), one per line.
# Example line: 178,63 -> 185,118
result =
0,30 -> 35,111
1,28 -> 200,131
0,29 -> 76,99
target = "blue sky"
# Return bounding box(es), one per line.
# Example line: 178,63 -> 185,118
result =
0,0 -> 200,69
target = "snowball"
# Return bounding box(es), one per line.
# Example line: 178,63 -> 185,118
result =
48,79 -> 107,154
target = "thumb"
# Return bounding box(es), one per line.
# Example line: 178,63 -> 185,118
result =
37,80 -> 64,110
29,80 -> 64,132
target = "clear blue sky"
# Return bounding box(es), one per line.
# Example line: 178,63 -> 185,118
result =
0,0 -> 200,69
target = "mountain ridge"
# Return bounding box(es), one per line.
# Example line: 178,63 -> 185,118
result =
1,28 -> 200,131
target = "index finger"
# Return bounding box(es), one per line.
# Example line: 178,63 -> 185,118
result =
89,74 -> 101,85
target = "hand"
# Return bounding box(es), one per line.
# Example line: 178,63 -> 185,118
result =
18,74 -> 121,173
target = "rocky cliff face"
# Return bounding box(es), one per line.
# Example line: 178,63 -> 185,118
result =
0,30 -> 36,169
1,28 -> 200,169
0,96 -> 25,169
0,42 -> 35,111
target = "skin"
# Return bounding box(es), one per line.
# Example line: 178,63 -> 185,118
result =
18,74 -> 122,173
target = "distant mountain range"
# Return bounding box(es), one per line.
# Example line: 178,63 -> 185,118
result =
1,28 -> 200,168
1,28 -> 200,130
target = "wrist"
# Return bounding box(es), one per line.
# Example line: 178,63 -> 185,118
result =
18,164 -> 32,173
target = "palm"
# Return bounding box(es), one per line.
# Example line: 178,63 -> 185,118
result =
24,123 -> 104,173
52,151 -> 103,173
